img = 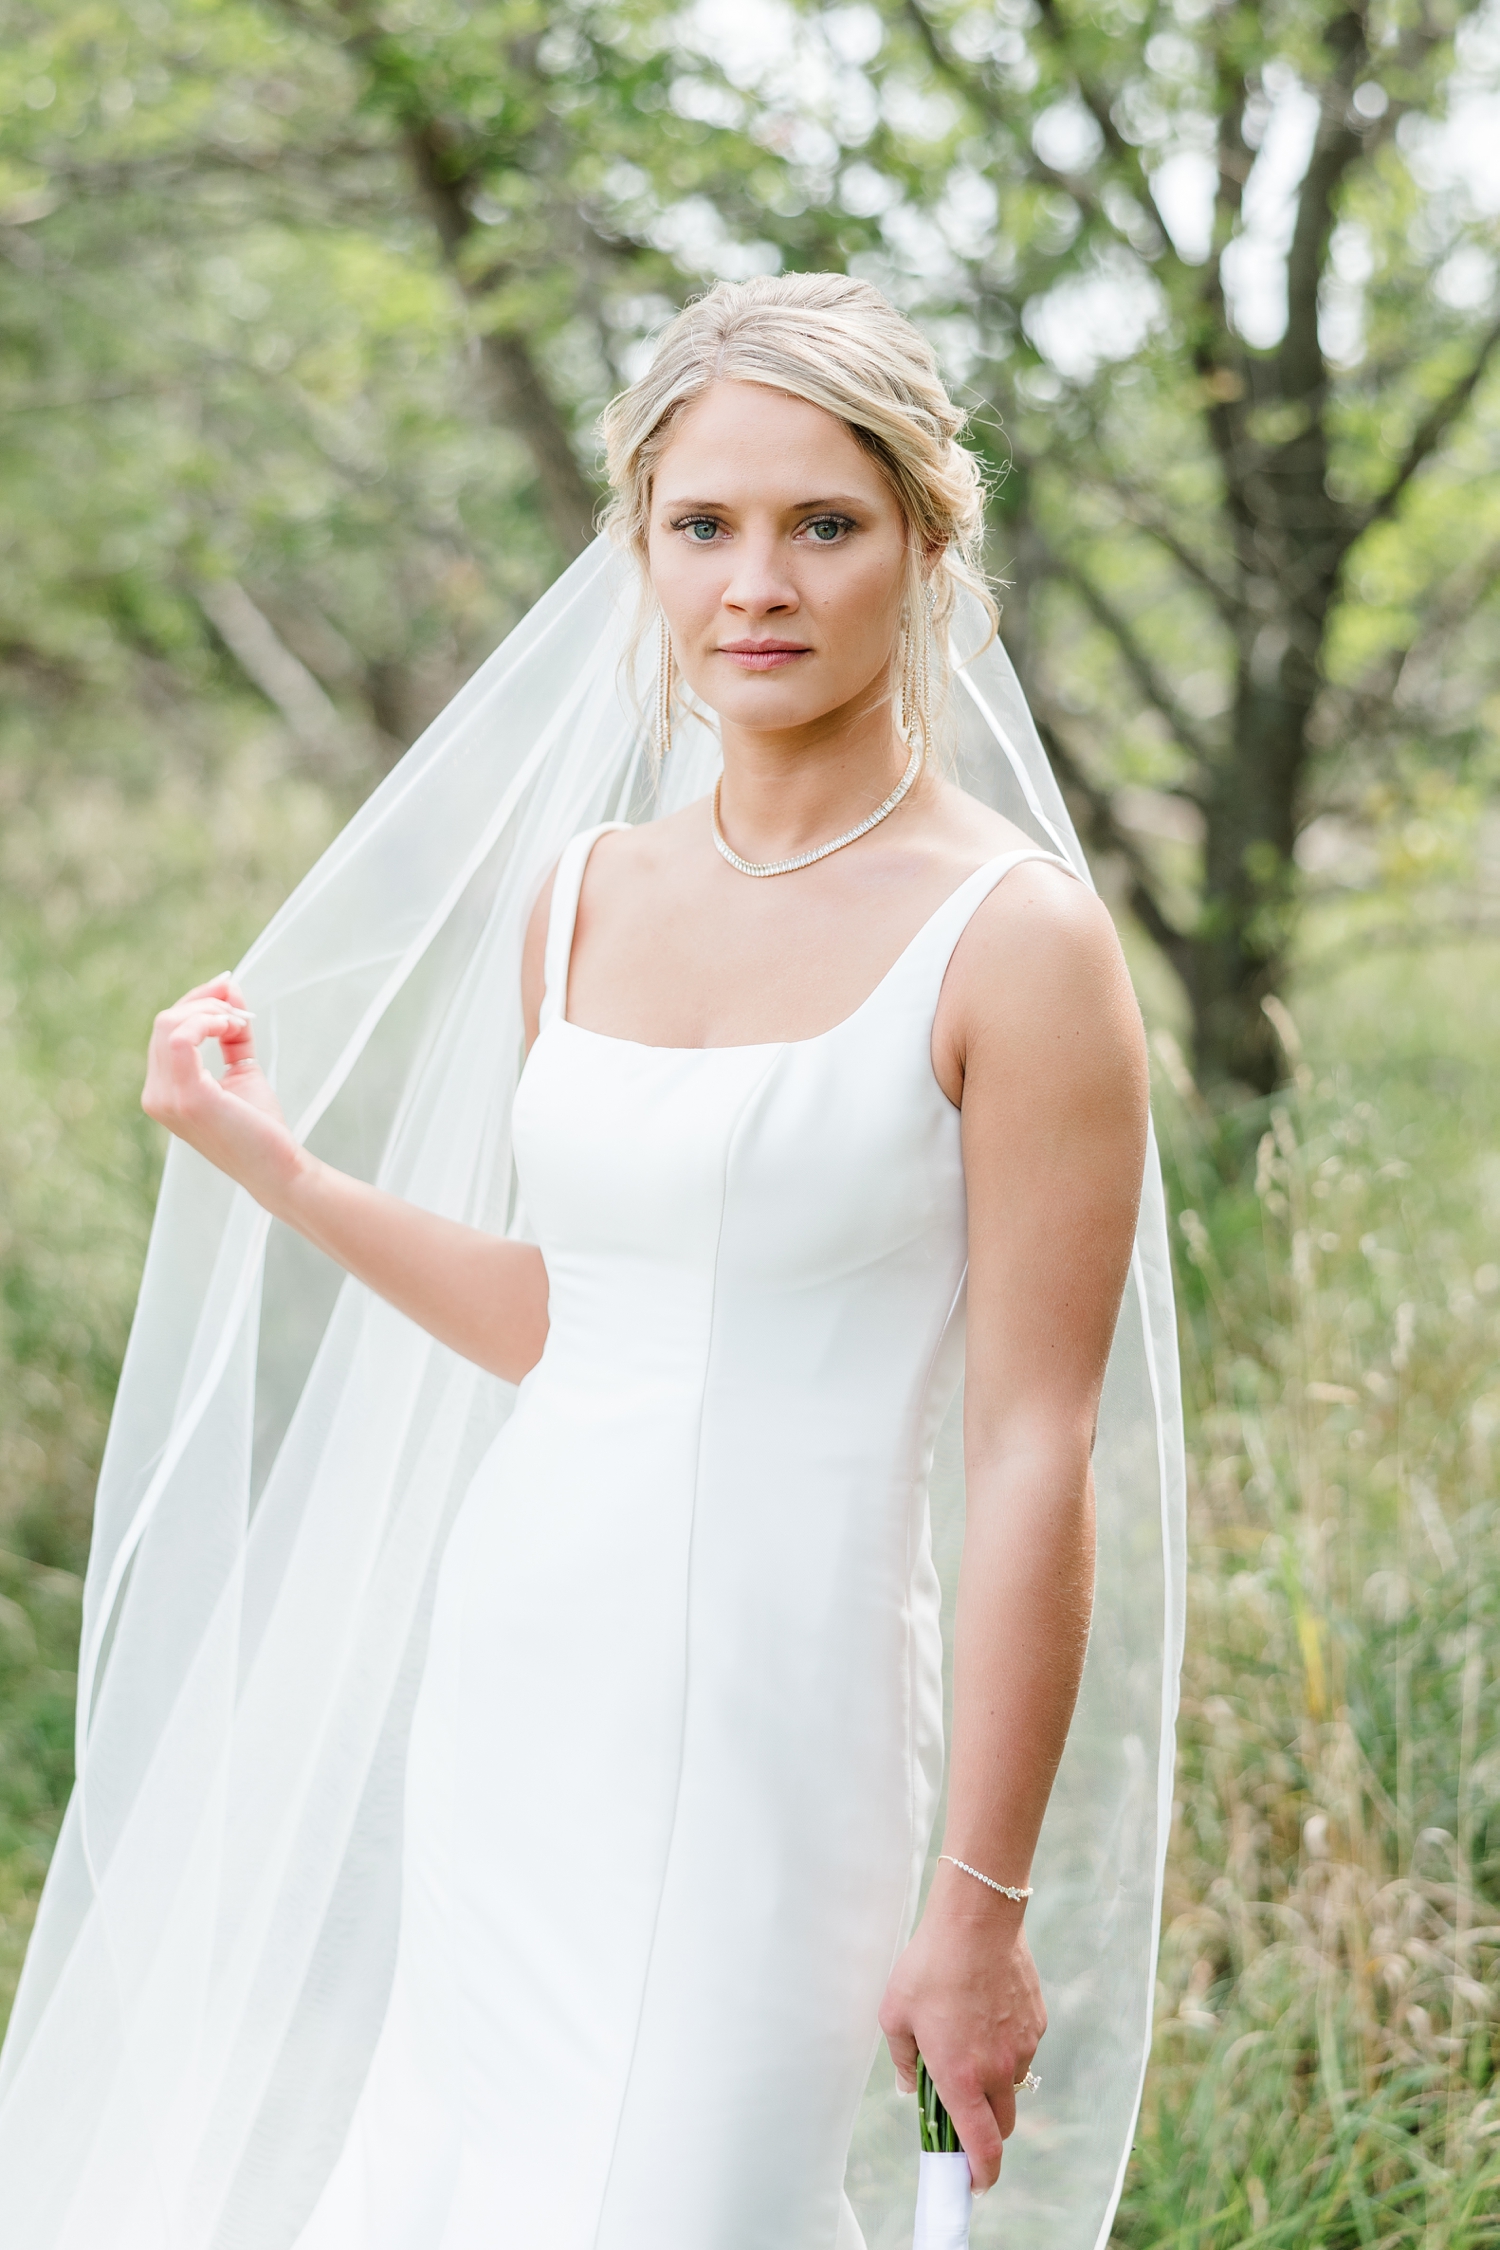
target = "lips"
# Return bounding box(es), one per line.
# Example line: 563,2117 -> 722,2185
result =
717,641 -> 810,669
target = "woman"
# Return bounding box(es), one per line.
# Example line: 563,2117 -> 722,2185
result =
0,276 -> 1183,2250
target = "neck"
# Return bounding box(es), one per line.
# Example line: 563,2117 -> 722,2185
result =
715,687 -> 916,863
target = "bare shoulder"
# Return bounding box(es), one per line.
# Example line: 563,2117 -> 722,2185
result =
522,809 -> 700,1043
962,855 -> 1122,993
922,775 -> 1034,866
583,799 -> 700,893
943,852 -> 1146,1115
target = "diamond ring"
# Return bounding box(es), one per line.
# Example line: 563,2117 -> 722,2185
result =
1013,2070 -> 1041,2093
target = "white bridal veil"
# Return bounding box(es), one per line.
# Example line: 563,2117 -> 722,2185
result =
0,536 -> 1184,2250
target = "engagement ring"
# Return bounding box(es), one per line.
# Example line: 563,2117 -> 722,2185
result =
1013,2071 -> 1041,2093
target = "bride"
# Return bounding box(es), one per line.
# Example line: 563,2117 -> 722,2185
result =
0,275 -> 1182,2250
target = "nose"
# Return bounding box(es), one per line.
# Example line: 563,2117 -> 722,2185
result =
720,530 -> 799,621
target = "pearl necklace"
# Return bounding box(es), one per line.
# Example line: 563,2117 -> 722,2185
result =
711,742 -> 922,879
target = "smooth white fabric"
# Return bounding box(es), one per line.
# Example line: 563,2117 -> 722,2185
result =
0,538 -> 1185,2250
293,833 -> 1064,2250
914,2153 -> 974,2248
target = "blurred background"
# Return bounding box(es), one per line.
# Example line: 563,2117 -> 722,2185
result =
2,0 -> 1499,2239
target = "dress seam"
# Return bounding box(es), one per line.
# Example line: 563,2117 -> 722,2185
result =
587,1043 -> 786,2250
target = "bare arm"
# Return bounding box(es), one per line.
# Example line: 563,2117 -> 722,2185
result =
142,875 -> 559,1385
879,862 -> 1148,2190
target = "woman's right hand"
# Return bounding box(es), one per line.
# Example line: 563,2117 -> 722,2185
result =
142,974 -> 304,1210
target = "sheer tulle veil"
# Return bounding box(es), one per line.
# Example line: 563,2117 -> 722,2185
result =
0,535 -> 1185,2250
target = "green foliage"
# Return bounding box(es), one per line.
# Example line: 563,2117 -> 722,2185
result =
1115,938 -> 1500,2248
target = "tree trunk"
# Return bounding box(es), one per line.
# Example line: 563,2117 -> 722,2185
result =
403,118 -> 599,562
1192,672 -> 1310,1092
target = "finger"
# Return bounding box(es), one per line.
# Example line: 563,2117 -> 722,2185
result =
153,996 -> 246,1043
162,1010 -> 251,1092
216,1008 -> 257,1057
167,1005 -> 252,1047
945,2085 -> 1003,2192
163,1024 -> 220,1105
180,972 -> 238,1004
881,2021 -> 919,2096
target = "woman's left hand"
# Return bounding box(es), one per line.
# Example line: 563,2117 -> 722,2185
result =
877,1862 -> 1046,2193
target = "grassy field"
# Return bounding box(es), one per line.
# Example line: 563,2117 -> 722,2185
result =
1,733 -> 1496,2240
1117,926 -> 1500,2248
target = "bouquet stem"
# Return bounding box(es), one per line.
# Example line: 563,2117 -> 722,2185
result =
913,2058 -> 972,2249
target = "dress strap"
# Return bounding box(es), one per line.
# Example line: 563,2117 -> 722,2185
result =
881,845 -> 1085,1021
926,846 -> 1084,957
539,823 -> 629,1033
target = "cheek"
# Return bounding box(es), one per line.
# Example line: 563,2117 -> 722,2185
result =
647,543 -> 718,647
810,551 -> 906,656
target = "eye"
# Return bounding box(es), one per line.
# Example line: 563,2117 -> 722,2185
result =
673,515 -> 723,543
799,514 -> 855,545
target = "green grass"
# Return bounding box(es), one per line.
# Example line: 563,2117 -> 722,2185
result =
1114,927 -> 1500,2249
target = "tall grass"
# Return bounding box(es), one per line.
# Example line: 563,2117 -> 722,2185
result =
1117,997 -> 1500,2248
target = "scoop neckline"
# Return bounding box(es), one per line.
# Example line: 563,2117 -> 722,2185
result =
551,846 -> 1057,1058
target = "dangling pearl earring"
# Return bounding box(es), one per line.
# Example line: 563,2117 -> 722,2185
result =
898,584 -> 936,768
652,610 -> 674,762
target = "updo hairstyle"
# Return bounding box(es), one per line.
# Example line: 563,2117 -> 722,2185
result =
599,273 -> 997,765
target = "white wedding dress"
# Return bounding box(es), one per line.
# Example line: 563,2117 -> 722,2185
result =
295,827 -> 1070,2250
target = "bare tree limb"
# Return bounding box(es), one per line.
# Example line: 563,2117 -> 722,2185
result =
403,120 -> 599,558
1353,308 -> 1500,541
196,578 -> 357,768
1033,536 -> 1216,775
899,0 -> 1115,241
1029,0 -> 1178,265
1315,537 -> 1500,753
1280,13 -> 1367,408
263,0 -> 600,557
1032,708 -> 1194,975
1078,469 -> 1241,625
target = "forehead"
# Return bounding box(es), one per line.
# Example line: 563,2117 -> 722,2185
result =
651,380 -> 892,507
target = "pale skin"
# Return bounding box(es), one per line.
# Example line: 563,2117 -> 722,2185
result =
143,378 -> 1147,2195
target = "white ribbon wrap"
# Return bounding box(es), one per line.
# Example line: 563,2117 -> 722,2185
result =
914,2150 -> 973,2248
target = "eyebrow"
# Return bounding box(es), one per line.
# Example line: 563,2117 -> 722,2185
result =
658,494 -> 871,514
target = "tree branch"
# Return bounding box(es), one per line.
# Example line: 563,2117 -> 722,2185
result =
403,120 -> 599,558
268,0 -> 600,558
899,0 -> 1115,243
1089,472 -> 1241,625
196,577 -> 358,769
1279,12 -> 1368,407
1353,308 -> 1500,541
1034,536 -> 1216,774
1033,708 -> 1194,975
1029,0 -> 1178,265
1315,536 -> 1500,751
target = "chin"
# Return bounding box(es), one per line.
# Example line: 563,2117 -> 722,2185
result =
707,678 -> 830,729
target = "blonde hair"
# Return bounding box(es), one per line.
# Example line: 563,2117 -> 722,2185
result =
598,273 -> 997,761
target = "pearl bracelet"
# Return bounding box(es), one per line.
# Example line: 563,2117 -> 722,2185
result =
938,1854 -> 1033,1903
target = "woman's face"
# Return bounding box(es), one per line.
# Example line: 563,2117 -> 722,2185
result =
646,379 -> 911,744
